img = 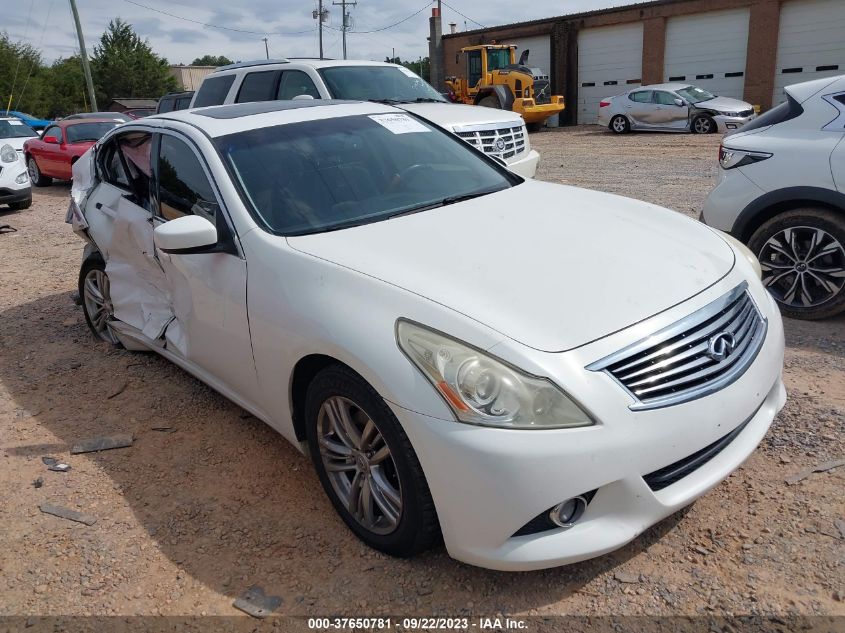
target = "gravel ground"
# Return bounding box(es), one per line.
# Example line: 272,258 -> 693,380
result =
0,126 -> 843,622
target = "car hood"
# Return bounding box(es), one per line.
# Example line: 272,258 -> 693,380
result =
696,96 -> 751,112
288,181 -> 735,352
399,102 -> 524,130
2,137 -> 30,152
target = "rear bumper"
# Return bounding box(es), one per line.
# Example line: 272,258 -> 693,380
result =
507,149 -> 539,179
701,169 -> 766,235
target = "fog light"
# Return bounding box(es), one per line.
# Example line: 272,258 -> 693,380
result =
15,172 -> 28,184
726,123 -> 737,129
549,496 -> 587,528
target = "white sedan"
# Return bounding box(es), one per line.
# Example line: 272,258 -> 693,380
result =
69,100 -> 785,571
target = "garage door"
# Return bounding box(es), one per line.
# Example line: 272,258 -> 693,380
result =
506,35 -> 551,81
577,23 -> 643,124
772,0 -> 845,106
664,8 -> 750,100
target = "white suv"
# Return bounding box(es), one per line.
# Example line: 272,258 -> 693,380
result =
188,58 -> 540,178
702,75 -> 845,320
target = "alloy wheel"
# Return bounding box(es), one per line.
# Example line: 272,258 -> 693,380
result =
317,396 -> 403,535
82,268 -> 119,344
612,116 -> 627,133
27,158 -> 39,182
758,226 -> 845,308
693,117 -> 713,134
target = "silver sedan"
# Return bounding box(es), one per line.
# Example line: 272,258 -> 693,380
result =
597,83 -> 756,134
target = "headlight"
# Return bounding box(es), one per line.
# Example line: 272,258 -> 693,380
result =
719,145 -> 771,170
396,320 -> 594,429
0,144 -> 17,163
719,111 -> 739,117
15,172 -> 28,184
720,231 -> 762,279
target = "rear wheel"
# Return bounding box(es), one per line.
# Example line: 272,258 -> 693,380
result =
27,157 -> 52,187
477,95 -> 501,109
748,208 -> 845,319
691,115 -> 716,134
610,115 -> 630,134
79,255 -> 121,345
305,364 -> 440,557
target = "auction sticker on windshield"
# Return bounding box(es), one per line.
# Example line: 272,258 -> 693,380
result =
369,113 -> 430,134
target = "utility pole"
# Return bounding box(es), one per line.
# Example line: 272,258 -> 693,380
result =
68,0 -> 97,112
262,37 -> 269,59
332,0 -> 356,60
313,2 -> 329,59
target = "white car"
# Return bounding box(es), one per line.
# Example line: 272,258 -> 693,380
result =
188,58 -> 540,178
0,117 -> 34,209
69,100 -> 785,571
598,84 -> 756,134
702,75 -> 845,320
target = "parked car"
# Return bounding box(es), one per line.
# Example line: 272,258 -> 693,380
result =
124,108 -> 155,119
702,75 -> 845,320
156,91 -> 195,114
62,112 -> 133,123
24,118 -> 120,186
6,110 -> 52,131
598,83 -> 756,134
68,100 -> 785,571
0,122 -> 32,210
190,59 -> 539,178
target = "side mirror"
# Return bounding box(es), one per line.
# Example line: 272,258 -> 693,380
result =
43,136 -> 59,144
154,215 -> 218,254
674,98 -> 685,107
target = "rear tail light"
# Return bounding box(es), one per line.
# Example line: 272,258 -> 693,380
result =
719,145 -> 772,170
599,100 -> 611,108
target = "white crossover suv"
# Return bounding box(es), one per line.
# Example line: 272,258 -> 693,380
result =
69,100 -> 784,571
703,75 -> 845,320
0,117 -> 34,209
188,58 -> 539,178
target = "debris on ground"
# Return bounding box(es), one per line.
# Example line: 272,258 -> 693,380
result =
33,477 -> 43,489
107,380 -> 128,399
614,570 -> 641,584
232,585 -> 282,618
151,426 -> 176,433
835,519 -> 845,540
42,456 -> 71,472
785,458 -> 845,485
70,434 -> 133,454
39,503 -> 97,526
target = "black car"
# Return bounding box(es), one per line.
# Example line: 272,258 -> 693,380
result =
156,91 -> 195,114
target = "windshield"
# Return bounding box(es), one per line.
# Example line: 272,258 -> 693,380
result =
486,49 -> 511,71
0,119 -> 38,139
319,66 -> 446,103
676,85 -> 716,104
216,113 -> 514,236
66,122 -> 118,143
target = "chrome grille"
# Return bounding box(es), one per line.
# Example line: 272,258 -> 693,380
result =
454,124 -> 526,160
587,283 -> 767,410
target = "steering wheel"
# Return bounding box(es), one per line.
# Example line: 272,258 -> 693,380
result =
387,163 -> 429,193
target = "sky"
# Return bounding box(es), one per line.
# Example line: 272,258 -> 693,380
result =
5,0 -> 643,67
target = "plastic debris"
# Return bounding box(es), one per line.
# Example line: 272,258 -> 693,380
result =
232,585 -> 282,618
39,503 -> 97,526
785,458 -> 845,485
71,434 -> 133,454
42,457 -> 71,472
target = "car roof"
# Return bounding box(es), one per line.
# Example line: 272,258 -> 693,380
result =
785,73 -> 845,103
149,99 -> 402,137
59,118 -> 124,127
213,58 -> 401,75
633,83 -> 691,92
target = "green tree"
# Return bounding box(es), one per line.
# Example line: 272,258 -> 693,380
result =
41,57 -> 90,117
191,55 -> 233,66
91,18 -> 177,104
0,32 -> 48,116
384,56 -> 430,83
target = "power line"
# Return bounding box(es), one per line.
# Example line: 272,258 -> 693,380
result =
440,0 -> 485,29
121,0 -> 316,36
332,0 -> 434,34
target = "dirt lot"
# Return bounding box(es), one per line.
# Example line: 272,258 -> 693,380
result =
1,126 -> 843,622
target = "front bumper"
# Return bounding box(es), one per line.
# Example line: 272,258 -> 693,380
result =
0,162 -> 31,205
516,96 -> 565,125
391,274 -> 785,571
506,149 -> 539,179
713,113 -> 756,133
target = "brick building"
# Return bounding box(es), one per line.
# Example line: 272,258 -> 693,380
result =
440,0 -> 845,124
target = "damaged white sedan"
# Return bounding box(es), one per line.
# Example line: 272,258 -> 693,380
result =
69,100 -> 786,571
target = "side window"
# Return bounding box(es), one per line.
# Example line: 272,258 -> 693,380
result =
653,91 -> 678,105
157,135 -> 219,222
629,91 -> 652,103
277,70 -> 320,100
158,97 -> 175,113
193,75 -> 236,107
99,139 -> 131,189
467,51 -> 482,87
237,70 -> 281,103
118,132 -> 154,209
44,126 -> 62,142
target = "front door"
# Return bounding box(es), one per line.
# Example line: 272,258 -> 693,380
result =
652,91 -> 690,129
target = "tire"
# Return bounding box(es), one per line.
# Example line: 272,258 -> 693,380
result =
610,115 -> 630,134
79,255 -> 122,346
691,115 -> 716,134
305,364 -> 440,558
8,196 -> 32,210
477,95 -> 501,109
748,208 -> 845,320
27,156 -> 52,187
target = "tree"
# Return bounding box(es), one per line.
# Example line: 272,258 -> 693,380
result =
0,32 -> 48,115
384,56 -> 430,83
191,55 -> 233,67
41,57 -> 89,117
91,19 -> 177,104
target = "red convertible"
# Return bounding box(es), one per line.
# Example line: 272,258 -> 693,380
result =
24,118 -> 120,186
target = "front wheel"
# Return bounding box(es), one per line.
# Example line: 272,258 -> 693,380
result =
8,196 -> 32,210
749,208 -> 845,319
27,157 -> 52,187
477,95 -> 501,109
79,255 -> 121,345
610,115 -> 630,134
305,364 -> 440,557
691,115 -> 716,134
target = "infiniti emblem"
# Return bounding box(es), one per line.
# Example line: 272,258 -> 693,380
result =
706,332 -> 736,362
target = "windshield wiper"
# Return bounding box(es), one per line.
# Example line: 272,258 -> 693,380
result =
388,188 -> 505,220
368,97 -> 445,105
